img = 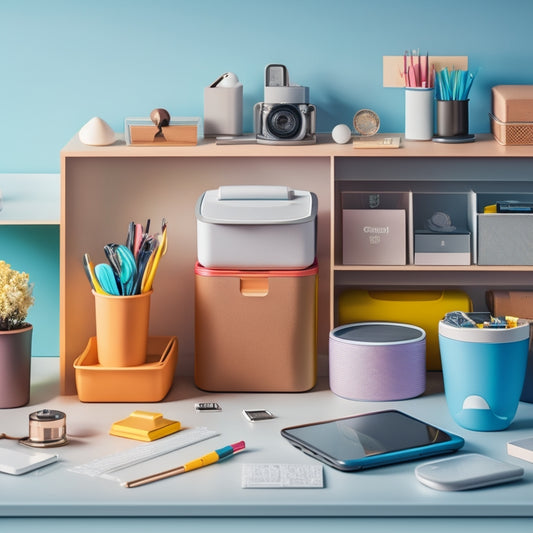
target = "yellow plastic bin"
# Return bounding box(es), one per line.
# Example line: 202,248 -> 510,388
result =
338,290 -> 472,370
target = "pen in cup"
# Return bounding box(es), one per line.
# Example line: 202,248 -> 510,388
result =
122,440 -> 246,488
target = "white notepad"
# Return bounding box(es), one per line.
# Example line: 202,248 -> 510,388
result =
241,463 -> 323,488
0,447 -> 58,475
507,436 -> 533,463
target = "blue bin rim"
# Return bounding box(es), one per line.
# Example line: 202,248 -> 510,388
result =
439,319 -> 530,343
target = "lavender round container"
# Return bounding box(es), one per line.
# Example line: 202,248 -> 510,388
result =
329,322 -> 426,401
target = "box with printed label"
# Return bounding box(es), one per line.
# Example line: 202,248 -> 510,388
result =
341,192 -> 408,266
343,209 -> 406,265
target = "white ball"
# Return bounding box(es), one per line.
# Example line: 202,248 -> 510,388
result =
332,124 -> 352,144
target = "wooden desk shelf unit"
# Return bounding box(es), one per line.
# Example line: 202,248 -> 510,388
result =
60,133 -> 533,394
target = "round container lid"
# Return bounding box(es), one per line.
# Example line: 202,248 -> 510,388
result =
29,409 -> 65,422
330,322 -> 425,345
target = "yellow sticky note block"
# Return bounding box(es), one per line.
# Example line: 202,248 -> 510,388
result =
110,411 -> 181,442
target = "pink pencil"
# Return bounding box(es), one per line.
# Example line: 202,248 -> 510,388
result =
420,54 -> 428,88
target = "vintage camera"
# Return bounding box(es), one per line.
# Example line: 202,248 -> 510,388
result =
254,64 -> 316,145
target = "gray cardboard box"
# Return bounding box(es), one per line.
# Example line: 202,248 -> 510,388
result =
414,231 -> 471,265
478,213 -> 533,265
343,209 -> 406,265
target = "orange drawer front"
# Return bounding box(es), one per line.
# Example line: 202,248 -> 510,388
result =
194,263 -> 317,392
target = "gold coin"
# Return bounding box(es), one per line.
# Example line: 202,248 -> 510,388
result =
353,109 -> 380,136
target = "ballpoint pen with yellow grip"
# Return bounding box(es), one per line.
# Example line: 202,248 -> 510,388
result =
122,440 -> 246,488
141,220 -> 167,293
83,253 -> 106,294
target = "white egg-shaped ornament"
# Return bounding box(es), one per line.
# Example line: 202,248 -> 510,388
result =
78,117 -> 116,146
332,124 -> 352,144
216,72 -> 239,87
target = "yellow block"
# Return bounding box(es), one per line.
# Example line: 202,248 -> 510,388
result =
110,411 -> 181,442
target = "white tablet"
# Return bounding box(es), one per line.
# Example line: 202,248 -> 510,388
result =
0,447 -> 59,475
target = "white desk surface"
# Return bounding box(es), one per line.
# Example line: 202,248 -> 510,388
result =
1,358 -> 533,532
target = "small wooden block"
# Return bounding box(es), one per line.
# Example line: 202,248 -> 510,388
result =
129,125 -> 197,146
353,136 -> 401,149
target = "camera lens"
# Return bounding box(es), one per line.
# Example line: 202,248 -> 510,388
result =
266,104 -> 302,139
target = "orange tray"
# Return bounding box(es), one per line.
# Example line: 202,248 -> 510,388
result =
73,336 -> 178,402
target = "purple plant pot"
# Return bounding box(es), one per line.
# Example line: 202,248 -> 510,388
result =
0,325 -> 32,408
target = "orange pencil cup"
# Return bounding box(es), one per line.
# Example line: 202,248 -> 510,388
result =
93,290 -> 152,367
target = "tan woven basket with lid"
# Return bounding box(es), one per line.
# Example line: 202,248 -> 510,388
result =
490,113 -> 533,145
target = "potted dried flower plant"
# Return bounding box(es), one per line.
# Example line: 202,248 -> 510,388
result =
0,260 -> 35,408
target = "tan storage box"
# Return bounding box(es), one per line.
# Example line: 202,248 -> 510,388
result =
194,262 -> 317,392
491,85 -> 533,145
487,290 -> 533,319
492,85 -> 533,122
486,290 -> 533,404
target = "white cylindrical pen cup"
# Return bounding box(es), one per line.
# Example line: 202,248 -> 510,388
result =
405,88 -> 434,141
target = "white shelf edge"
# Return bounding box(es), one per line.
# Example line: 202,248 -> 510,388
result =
0,173 -> 60,225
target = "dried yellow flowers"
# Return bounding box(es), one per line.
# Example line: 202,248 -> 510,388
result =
0,260 -> 34,330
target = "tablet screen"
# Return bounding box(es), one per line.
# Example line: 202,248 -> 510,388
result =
281,410 -> 463,470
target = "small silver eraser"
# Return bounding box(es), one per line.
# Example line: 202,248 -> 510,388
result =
195,402 -> 221,412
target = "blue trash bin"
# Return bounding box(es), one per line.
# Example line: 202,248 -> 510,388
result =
439,319 -> 530,431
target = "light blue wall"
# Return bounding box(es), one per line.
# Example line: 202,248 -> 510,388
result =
1,0 -> 532,355
0,226 -> 59,356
